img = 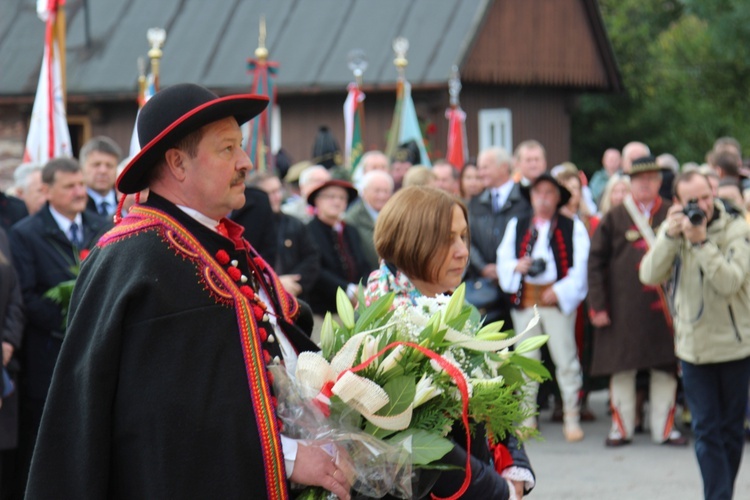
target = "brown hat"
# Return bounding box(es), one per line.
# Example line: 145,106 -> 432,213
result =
629,155 -> 662,177
306,179 -> 358,206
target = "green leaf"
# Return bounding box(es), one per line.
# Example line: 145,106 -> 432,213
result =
510,353 -> 552,382
377,375 -> 415,416
514,335 -> 549,354
336,287 -> 355,329
388,429 -> 454,465
355,292 -> 394,330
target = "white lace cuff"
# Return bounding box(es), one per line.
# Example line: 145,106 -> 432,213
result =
501,465 -> 535,491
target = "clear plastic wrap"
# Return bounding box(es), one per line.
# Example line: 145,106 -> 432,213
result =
270,364 -> 414,499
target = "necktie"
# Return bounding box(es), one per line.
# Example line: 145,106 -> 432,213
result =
69,222 -> 82,248
99,201 -> 110,215
493,190 -> 502,212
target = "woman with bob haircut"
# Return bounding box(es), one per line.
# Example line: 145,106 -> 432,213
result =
364,186 -> 535,500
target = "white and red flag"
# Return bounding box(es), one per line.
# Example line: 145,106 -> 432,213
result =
24,0 -> 71,163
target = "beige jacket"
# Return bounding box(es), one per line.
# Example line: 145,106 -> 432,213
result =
640,201 -> 750,364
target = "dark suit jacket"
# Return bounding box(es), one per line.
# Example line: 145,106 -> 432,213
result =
0,228 -> 24,449
10,204 -> 110,400
230,187 -> 278,265
274,212 -> 320,300
306,217 -> 370,314
468,183 -> 531,277
0,193 -> 28,232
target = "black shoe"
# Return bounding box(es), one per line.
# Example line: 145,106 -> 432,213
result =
605,436 -> 632,447
661,431 -> 689,447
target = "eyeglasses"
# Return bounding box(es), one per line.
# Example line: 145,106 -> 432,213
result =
318,194 -> 349,201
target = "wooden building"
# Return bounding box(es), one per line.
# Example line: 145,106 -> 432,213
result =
0,0 -> 621,181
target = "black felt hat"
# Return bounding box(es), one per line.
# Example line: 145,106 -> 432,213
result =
521,172 -> 572,208
117,83 -> 269,194
311,126 -> 343,169
392,140 -> 421,165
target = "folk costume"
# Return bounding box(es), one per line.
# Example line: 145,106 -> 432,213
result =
587,156 -> 681,445
26,84 -> 317,499
497,174 -> 589,441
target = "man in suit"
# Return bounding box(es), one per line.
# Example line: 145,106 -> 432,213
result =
80,136 -> 121,217
10,157 -> 109,493
468,147 -> 531,323
345,170 -> 394,271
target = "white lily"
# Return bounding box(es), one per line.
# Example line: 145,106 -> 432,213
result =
413,373 -> 443,407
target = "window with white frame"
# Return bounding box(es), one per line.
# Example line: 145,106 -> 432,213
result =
478,108 -> 512,152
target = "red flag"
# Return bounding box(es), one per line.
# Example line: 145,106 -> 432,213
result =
446,107 -> 467,170
24,0 -> 71,163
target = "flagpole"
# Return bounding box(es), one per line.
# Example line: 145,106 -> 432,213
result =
55,0 -> 66,105
385,37 -> 409,158
346,50 -> 367,172
147,28 -> 166,92
246,16 -> 278,172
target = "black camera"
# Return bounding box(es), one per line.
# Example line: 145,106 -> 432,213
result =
527,258 -> 547,277
683,199 -> 706,226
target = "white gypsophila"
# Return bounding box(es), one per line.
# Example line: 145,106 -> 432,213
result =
429,349 -> 473,399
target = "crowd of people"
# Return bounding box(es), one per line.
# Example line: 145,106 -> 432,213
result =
0,82 -> 747,499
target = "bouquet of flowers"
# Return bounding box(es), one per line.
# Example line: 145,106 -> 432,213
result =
276,283 -> 549,499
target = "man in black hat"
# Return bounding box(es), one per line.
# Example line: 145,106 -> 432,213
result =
306,179 -> 369,315
26,84 -> 351,499
497,173 -> 589,442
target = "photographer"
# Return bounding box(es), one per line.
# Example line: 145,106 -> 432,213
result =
640,171 -> 750,500
497,173 -> 590,442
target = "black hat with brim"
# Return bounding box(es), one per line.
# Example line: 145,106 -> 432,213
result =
521,172 -> 572,208
307,179 -> 358,206
117,83 -> 269,194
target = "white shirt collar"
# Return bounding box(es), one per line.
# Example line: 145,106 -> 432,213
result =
87,188 -> 117,207
48,205 -> 82,234
176,205 -> 222,233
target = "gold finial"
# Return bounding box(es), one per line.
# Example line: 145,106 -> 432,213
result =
392,36 -> 409,75
147,27 -> 166,87
255,16 -> 268,61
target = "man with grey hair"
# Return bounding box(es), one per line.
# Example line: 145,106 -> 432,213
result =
621,141 -> 651,174
351,150 -> 390,186
79,136 -> 122,216
657,153 -> 680,199
468,146 -> 530,323
13,162 -> 45,215
282,164 -> 331,223
345,169 -> 394,270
